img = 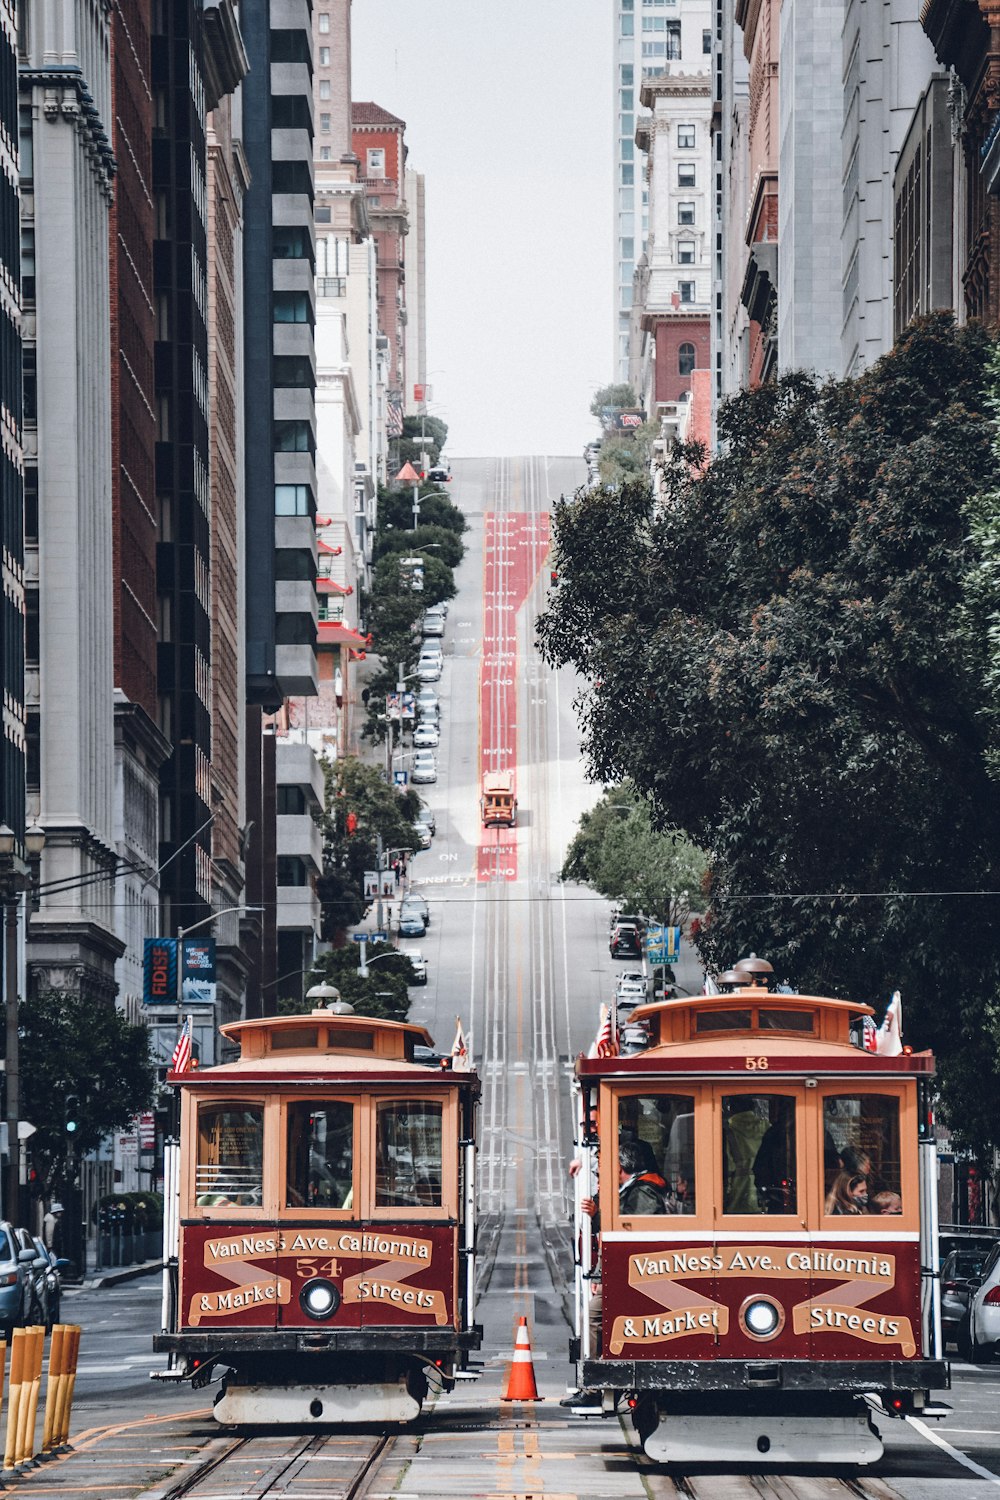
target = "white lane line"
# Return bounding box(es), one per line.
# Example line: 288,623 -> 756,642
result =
906,1413 -> 1000,1485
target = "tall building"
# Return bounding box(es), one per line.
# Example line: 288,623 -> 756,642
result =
352,103 -> 408,420
632,71 -> 712,411
242,0 -> 319,1016
921,0 -> 1000,326
613,0 -> 714,381
0,0 -> 24,847
109,0 -> 168,1033
20,0 -> 122,1002
840,3 -> 937,375
713,0 -> 750,411
404,168 -> 426,415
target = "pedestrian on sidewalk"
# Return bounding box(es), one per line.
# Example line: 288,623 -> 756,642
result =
393,858 -> 401,887
43,1202 -> 64,1254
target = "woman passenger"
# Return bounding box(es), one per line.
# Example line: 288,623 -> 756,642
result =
826,1171 -> 868,1215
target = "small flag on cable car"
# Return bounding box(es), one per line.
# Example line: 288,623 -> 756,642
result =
861,1014 -> 878,1052
595,1004 -> 619,1059
450,1017 -> 471,1071
171,1015 -> 193,1074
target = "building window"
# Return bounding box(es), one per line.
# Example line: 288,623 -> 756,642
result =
703,28 -> 712,52
621,237 -> 634,260
678,162 -> 696,187
678,239 -> 695,264
678,342 -> 696,375
320,147 -> 332,160
316,205 -> 332,224
677,124 -> 695,148
679,281 -> 695,303
320,112 -> 330,132
620,88 -> 633,110
274,292 -> 311,323
665,20 -> 680,56
678,201 -> 695,225
275,484 -> 312,516
319,46 -> 330,64
367,147 -> 385,177
318,11 -> 329,30
277,857 -> 308,886
620,64 -> 633,85
621,163 -> 634,185
273,225 -> 310,259
621,13 -> 634,35
319,79 -> 331,100
621,138 -> 634,161
622,113 -> 634,135
274,420 -> 313,453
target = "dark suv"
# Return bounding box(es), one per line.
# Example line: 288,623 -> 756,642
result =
610,921 -> 644,959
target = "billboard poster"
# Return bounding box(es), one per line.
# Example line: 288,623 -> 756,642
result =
143,938 -> 177,1005
182,939 -> 217,1005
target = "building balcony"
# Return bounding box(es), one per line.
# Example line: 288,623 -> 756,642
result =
273,323 -> 313,359
276,740 -> 325,807
277,882 -> 321,934
275,514 -> 317,556
275,579 -> 318,620
274,386 -> 315,422
277,811 -> 323,870
274,450 -> 317,491
275,643 -> 319,697
273,258 -> 314,295
269,0 -> 311,33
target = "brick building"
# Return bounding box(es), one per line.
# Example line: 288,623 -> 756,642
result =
352,103 -> 408,402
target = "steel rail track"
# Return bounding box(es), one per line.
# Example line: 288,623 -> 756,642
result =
152,1430 -> 392,1500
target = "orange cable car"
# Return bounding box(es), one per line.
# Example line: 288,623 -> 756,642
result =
153,1005 -> 481,1425
570,973 -> 948,1465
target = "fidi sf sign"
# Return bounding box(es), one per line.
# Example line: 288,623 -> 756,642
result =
143,938 -> 217,1006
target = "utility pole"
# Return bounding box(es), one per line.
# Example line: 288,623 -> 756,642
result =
375,833 -> 385,935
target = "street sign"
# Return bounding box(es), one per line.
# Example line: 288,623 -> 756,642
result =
644,924 -> 681,964
393,770 -> 408,786
352,931 -> 388,943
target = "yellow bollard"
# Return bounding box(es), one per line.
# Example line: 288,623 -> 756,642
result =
41,1325 -> 65,1455
3,1329 -> 25,1473
20,1326 -> 44,1466
56,1326 -> 80,1450
0,1334 -> 8,1440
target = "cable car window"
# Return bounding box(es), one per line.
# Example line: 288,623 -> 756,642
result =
286,1101 -> 354,1209
375,1101 -> 443,1207
196,1105 -> 263,1206
616,1093 -> 696,1211
723,1094 -> 796,1214
823,1095 -> 901,1214
758,1008 -> 814,1032
696,1009 -> 751,1032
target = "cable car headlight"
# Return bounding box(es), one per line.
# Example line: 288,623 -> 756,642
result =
300,1278 -> 341,1321
740,1295 -> 784,1341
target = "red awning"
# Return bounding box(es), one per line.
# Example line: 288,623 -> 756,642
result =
317,578 -> 353,595
318,622 -> 370,648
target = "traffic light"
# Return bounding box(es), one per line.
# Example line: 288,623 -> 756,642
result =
65,1095 -> 80,1135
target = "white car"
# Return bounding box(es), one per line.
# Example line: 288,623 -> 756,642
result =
422,611 -> 445,638
417,658 -> 442,682
411,751 -> 437,784
401,948 -> 428,985
963,1242 -> 1000,1361
413,722 -> 440,748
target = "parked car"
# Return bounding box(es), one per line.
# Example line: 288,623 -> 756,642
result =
414,723 -> 440,749
398,909 -> 426,937
0,1221 -> 36,1340
620,1020 -> 651,1053
960,1241 -> 1000,1361
422,610 -> 445,638
942,1247 -> 990,1347
417,658 -> 441,683
616,979 -> 648,1008
411,752 -> 437,785
415,688 -> 440,716
427,464 -> 451,483
412,821 -> 432,849
402,893 -> 430,928
401,948 -> 428,985
617,968 -> 648,992
418,805 -> 437,835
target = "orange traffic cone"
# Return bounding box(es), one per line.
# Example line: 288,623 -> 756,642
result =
501,1315 -> 542,1402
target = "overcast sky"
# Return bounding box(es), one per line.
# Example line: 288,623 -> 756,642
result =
352,0 -> 612,459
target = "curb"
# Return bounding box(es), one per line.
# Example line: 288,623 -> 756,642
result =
81,1258 -> 163,1291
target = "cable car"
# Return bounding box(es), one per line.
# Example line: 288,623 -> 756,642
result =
153,1004 -> 481,1425
570,966 -> 948,1465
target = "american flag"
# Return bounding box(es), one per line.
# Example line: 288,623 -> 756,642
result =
170,1016 -> 193,1074
595,1004 -> 619,1059
861,1014 -> 878,1052
387,400 -> 404,437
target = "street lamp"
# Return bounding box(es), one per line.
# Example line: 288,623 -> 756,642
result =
0,821 -> 45,1223
305,980 -> 354,1015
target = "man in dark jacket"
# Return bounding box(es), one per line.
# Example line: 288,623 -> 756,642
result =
618,1138 -> 670,1216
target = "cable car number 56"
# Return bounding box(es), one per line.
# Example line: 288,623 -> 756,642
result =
745,1056 -> 770,1070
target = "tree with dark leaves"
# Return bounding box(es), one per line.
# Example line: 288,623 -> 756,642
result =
538,315 -> 1000,1156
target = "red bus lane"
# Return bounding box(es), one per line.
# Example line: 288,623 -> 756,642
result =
477,511 -> 550,882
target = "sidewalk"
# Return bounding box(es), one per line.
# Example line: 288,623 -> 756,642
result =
78,1256 -> 162,1291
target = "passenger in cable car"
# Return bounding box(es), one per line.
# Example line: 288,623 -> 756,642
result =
825,1171 -> 870,1214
